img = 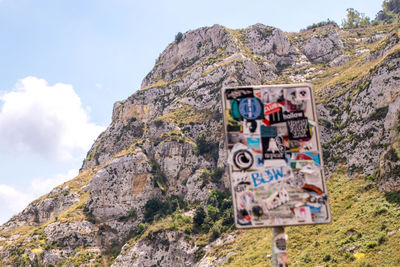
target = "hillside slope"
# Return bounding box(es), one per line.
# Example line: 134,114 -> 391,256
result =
0,23 -> 400,266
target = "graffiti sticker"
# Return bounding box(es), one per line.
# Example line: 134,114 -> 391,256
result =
222,84 -> 331,228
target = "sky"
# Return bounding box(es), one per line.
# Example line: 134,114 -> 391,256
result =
0,0 -> 383,224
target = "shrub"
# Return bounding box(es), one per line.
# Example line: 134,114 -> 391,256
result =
153,118 -> 164,127
207,205 -> 220,222
378,233 -> 388,244
144,196 -> 186,222
193,206 -> 206,226
175,32 -> 183,43
119,207 -> 137,222
195,133 -> 218,155
211,221 -> 222,240
323,254 -> 331,262
366,241 -> 377,248
200,167 -> 225,186
368,106 -> 389,121
306,19 -> 338,30
130,223 -> 146,238
144,199 -> 165,222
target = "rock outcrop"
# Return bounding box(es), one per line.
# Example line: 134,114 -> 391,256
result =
1,23 -> 399,266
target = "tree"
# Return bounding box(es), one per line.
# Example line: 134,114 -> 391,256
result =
375,0 -> 400,23
342,8 -> 371,28
193,206 -> 206,226
175,32 -> 183,43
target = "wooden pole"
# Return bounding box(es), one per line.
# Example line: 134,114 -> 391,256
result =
271,226 -> 288,267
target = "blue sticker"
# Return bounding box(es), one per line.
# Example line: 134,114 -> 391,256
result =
239,98 -> 262,120
248,137 -> 261,149
255,155 -> 264,167
261,126 -> 278,137
306,204 -> 322,215
294,152 -> 320,166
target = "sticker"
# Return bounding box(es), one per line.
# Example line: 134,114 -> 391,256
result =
248,137 -> 261,149
264,103 -> 282,116
296,87 -> 310,100
250,166 -> 291,187
288,140 -> 301,151
243,120 -> 260,135
265,189 -> 289,210
232,172 -> 250,186
294,152 -> 320,166
306,203 -> 322,215
287,171 -> 305,188
239,98 -> 262,120
237,209 -> 252,225
286,118 -> 311,140
274,122 -> 289,136
282,111 -> 304,120
285,88 -> 306,112
239,191 -> 255,210
223,85 -> 330,228
268,107 -> 284,124
252,206 -> 264,217
261,87 -> 284,103
261,126 -> 277,137
230,100 -> 241,121
294,206 -> 312,222
227,133 -> 242,144
262,136 -> 286,159
255,155 -> 264,167
228,143 -> 248,165
226,88 -> 254,99
233,149 -> 254,170
273,233 -> 288,253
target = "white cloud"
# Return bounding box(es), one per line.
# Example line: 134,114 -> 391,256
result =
30,169 -> 79,195
0,184 -> 32,215
0,168 -> 79,224
0,77 -> 105,160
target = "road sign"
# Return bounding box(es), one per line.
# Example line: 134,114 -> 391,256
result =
222,84 -> 331,228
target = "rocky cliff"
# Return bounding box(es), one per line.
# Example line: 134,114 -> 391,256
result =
1,23 -> 400,266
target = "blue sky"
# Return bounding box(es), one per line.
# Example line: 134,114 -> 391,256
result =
0,0 -> 383,223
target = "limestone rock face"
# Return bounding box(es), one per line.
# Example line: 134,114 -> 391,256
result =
44,221 -> 96,248
0,186 -> 79,232
111,230 -> 196,267
379,146 -> 400,192
299,27 -> 344,63
1,22 -> 400,266
86,152 -> 160,241
243,24 -> 300,70
141,24 -> 238,88
319,48 -> 400,184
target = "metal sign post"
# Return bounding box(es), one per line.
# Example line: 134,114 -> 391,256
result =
221,84 -> 331,265
272,226 -> 288,267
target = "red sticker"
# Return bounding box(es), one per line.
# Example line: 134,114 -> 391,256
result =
264,103 -> 282,116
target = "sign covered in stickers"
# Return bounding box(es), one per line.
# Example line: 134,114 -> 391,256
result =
222,84 -> 331,228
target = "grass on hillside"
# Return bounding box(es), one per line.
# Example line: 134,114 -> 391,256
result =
200,170 -> 400,267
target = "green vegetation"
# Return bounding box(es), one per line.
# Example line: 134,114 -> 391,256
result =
342,8 -> 371,28
149,158 -> 168,192
198,173 -> 400,266
195,133 -> 219,161
152,118 -> 165,127
193,206 -> 206,227
143,196 -> 187,223
376,0 -> 400,23
306,19 -> 338,30
118,208 -> 137,222
175,32 -> 183,43
192,190 -> 234,240
367,106 -> 389,121
199,167 -> 225,187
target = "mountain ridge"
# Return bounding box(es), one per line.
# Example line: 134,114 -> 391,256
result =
1,22 -> 400,266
